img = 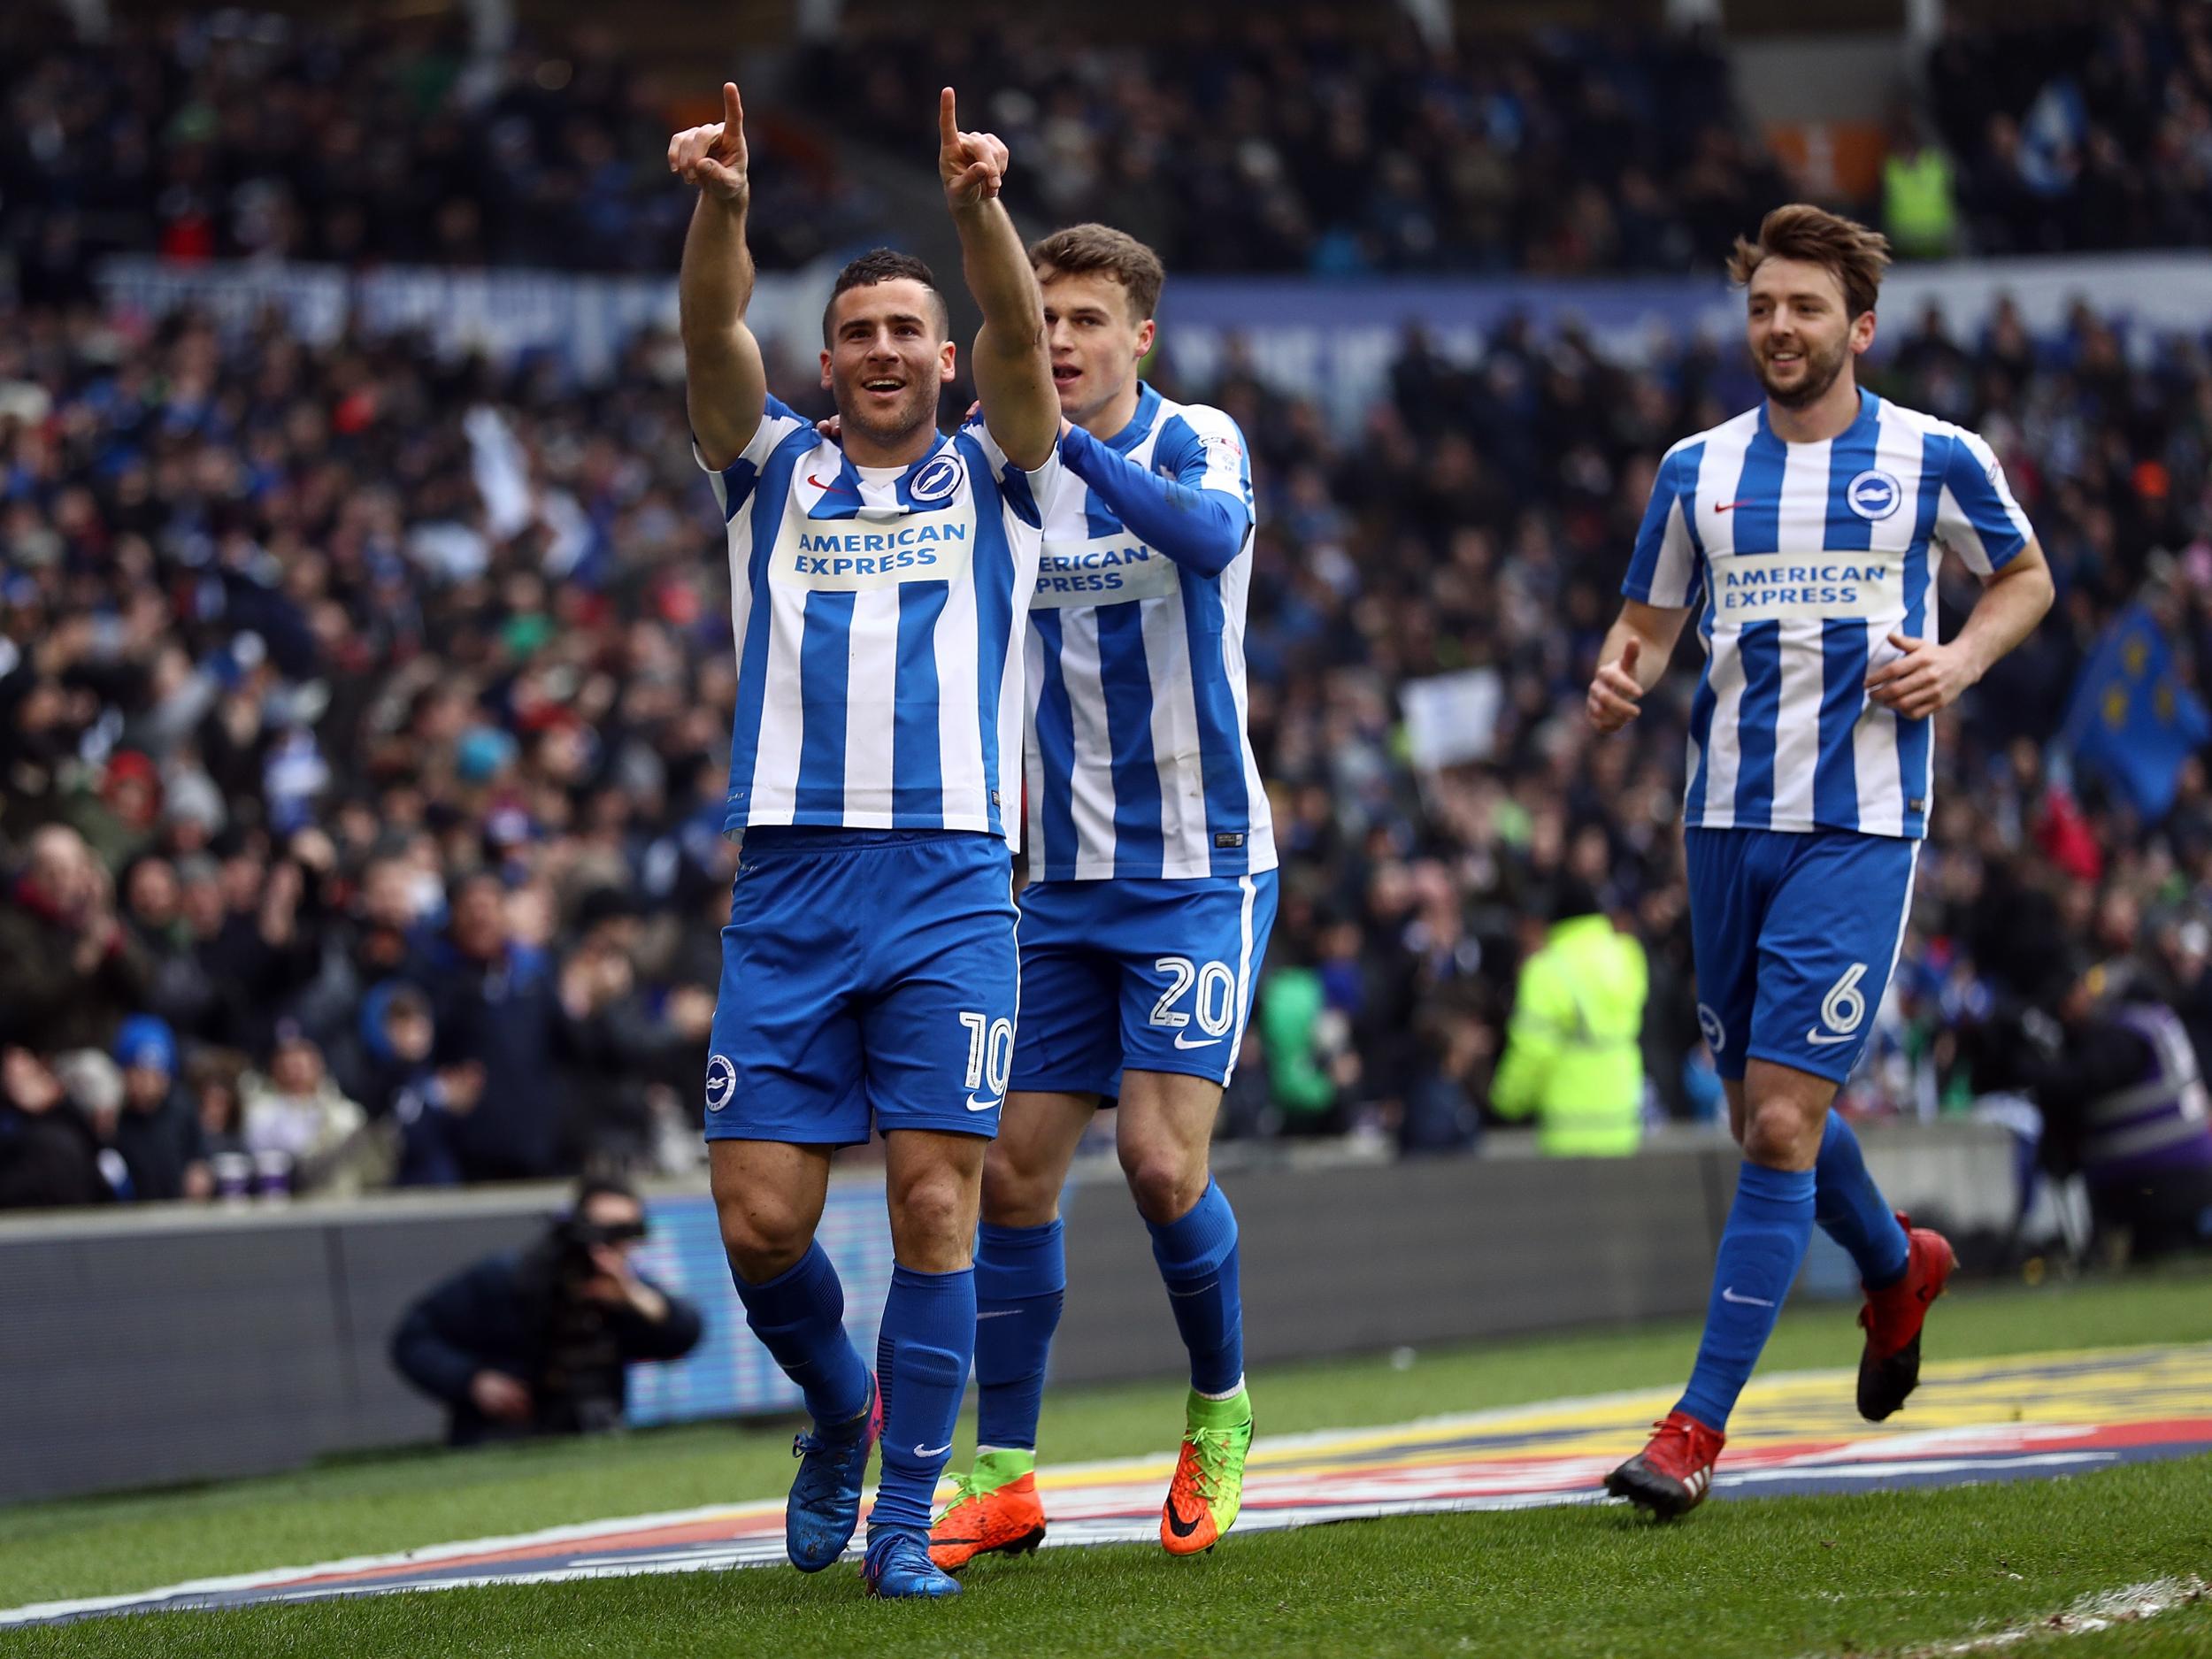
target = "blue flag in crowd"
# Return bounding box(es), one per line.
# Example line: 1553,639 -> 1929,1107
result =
2059,602 -> 2212,820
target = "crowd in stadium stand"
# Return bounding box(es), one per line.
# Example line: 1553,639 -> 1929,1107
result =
8,2 -> 2212,1204
0,5 -> 883,285
795,17 -> 1787,275
11,3 -> 2212,291
5,269 -> 2212,1202
1927,1 -> 2212,257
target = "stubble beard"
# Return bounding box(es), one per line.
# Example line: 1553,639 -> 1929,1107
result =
1758,334 -> 1849,411
838,380 -> 939,450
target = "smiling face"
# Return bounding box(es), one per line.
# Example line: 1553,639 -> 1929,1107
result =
1040,267 -> 1155,430
818,278 -> 956,452
1745,255 -> 1876,411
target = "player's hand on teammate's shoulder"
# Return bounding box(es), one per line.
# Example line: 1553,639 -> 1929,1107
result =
1863,631 -> 1975,721
1586,637 -> 1645,734
668,81 -> 749,206
938,87 -> 1009,211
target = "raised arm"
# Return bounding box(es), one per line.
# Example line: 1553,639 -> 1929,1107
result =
938,88 -> 1057,471
671,82 -> 768,472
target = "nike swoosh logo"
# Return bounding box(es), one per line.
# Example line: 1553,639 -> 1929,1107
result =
1713,500 -> 1752,512
1805,1030 -> 1855,1046
808,473 -> 853,493
914,1443 -> 952,1458
965,1094 -> 1002,1112
1165,1504 -> 1204,1539
1172,1033 -> 1223,1050
1720,1286 -> 1775,1308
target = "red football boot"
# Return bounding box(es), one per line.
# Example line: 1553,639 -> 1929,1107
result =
1857,1213 -> 1956,1422
1604,1410 -> 1726,1518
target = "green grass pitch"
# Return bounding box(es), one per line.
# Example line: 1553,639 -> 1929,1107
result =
3,1267 -> 2208,1658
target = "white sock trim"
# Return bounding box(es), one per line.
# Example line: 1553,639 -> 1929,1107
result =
1196,1375 -> 1246,1402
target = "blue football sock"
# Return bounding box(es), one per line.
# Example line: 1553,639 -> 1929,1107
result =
973,1219 -> 1064,1452
731,1240 -> 870,1430
1677,1162 -> 1816,1432
1145,1179 -> 1244,1397
1814,1110 -> 1911,1289
870,1264 -> 977,1540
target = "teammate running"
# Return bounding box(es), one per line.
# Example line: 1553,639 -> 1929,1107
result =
669,84 -> 1059,1597
1587,204 -> 2054,1517
926,224 -> 1275,1570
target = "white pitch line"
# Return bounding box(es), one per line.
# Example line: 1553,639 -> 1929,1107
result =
1863,1574 -> 2208,1657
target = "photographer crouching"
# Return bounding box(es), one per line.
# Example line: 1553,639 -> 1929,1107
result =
390,1179 -> 703,1444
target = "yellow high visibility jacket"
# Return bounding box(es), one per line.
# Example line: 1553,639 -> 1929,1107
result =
1489,915 -> 1647,1156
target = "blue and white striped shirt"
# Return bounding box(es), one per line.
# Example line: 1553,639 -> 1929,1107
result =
1624,389 -> 2033,840
702,396 -> 1056,842
1024,383 -> 1277,880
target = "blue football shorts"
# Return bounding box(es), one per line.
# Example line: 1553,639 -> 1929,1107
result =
1010,870 -> 1279,1102
1686,826 -> 1921,1086
703,828 -> 1018,1145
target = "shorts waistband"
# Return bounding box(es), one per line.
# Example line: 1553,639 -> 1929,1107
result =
739,826 -> 992,855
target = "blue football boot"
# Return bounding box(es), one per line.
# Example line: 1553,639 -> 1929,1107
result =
785,1375 -> 879,1571
862,1530 -> 962,1599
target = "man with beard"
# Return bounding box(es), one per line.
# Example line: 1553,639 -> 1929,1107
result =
1583,205 -> 2055,1517
668,84 -> 1058,1597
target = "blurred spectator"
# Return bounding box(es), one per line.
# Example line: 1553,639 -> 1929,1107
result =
0,826 -> 150,1054
416,873 -> 571,1183
1488,878 -> 1647,1156
111,1015 -> 212,1202
1974,944 -> 2212,1261
1881,108 -> 1962,260
241,1032 -> 388,1195
388,1179 -> 703,1445
556,886 -> 718,1173
186,1047 -> 254,1197
0,1047 -> 110,1209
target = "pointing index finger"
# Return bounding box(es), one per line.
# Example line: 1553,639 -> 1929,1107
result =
722,81 -> 743,131
940,87 -> 958,146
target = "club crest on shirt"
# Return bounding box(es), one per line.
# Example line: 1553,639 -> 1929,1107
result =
1847,469 -> 1903,521
909,452 -> 964,504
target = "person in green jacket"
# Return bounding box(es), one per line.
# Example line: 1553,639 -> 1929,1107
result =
1489,878 -> 1647,1155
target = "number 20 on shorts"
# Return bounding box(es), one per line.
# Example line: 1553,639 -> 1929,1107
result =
1150,956 -> 1237,1036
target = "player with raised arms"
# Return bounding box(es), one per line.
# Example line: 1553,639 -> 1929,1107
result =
1587,204 -> 2054,1516
923,225 -> 1274,1569
669,83 -> 1059,1597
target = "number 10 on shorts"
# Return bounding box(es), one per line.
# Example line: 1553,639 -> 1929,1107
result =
959,1010 -> 1014,1100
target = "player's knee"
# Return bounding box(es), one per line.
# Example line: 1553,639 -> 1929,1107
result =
887,1165 -> 972,1255
714,1190 -> 810,1282
1119,1143 -> 1206,1226
1740,1097 -> 1823,1167
979,1146 -> 1058,1228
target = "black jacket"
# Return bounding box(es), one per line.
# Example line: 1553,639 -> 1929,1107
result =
388,1241 -> 703,1445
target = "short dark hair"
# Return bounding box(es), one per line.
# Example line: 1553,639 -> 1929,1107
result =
1029,223 -> 1165,323
822,249 -> 949,345
1727,204 -> 1893,320
573,1177 -> 641,1217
